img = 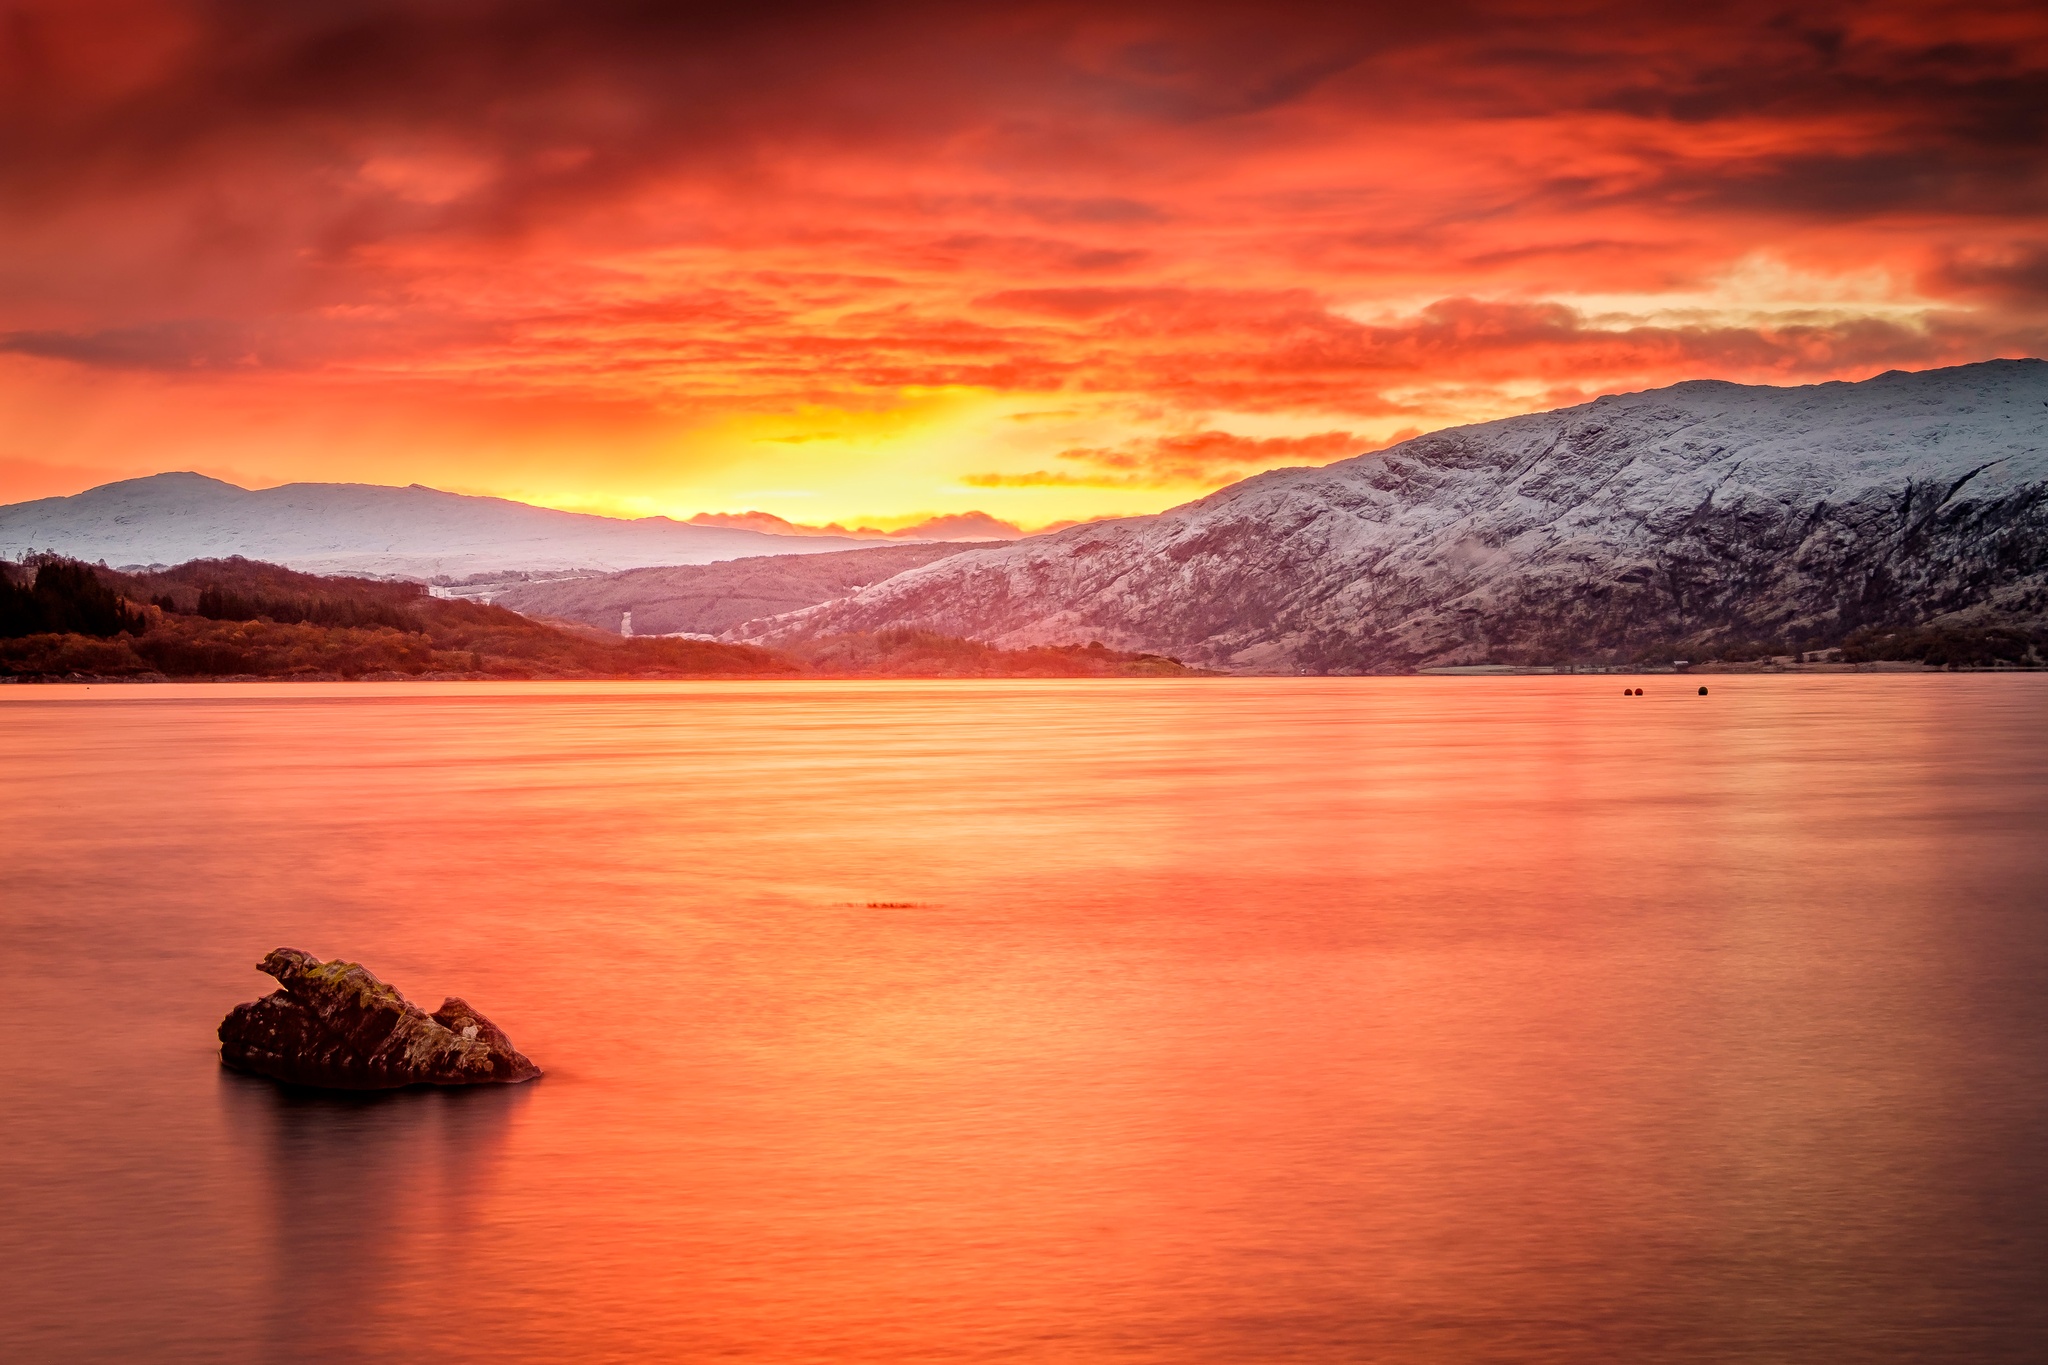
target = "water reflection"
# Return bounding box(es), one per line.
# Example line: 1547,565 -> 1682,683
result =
218,1072 -> 530,1362
2,677 -> 2045,1363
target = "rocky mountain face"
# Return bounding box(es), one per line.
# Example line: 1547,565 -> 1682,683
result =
735,361 -> 2048,672
493,542 -> 973,636
0,473 -> 876,579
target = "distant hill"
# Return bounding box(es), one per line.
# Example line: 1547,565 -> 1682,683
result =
687,509 -> 1031,541
0,473 -> 886,579
0,556 -> 1202,680
492,543 -> 973,636
0,555 -> 793,680
740,360 -> 2048,672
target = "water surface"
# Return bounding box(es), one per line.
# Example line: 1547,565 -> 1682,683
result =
3,676 -> 2045,1363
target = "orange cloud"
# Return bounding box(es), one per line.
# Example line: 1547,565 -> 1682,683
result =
967,429 -> 1389,489
0,0 -> 2042,522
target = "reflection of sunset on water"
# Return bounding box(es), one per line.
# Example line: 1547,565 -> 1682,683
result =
4,677 -> 2045,1360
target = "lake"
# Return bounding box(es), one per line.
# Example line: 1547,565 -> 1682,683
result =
3,676 -> 2045,1363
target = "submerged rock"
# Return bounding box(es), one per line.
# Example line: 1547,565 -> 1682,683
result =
218,948 -> 541,1089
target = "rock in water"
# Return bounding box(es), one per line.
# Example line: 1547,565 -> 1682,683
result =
218,948 -> 541,1089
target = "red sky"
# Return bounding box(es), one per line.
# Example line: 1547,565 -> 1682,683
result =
2,0 -> 2045,528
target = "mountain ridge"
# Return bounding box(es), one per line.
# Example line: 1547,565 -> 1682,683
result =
0,472 -> 892,579
730,360 -> 2048,672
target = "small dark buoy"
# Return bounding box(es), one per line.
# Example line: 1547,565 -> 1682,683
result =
1634,687 -> 1643,695
1698,685 -> 1708,695
1622,687 -> 1631,696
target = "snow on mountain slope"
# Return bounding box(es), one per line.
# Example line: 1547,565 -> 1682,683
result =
0,474 -> 877,578
734,360 -> 2048,672
493,542 -> 973,636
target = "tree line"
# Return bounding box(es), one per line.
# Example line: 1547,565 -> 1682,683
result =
185,583 -> 419,630
0,560 -> 146,638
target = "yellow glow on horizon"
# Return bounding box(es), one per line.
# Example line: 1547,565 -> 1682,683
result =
456,388 -> 1367,530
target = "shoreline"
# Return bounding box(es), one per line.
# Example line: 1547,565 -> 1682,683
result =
1415,660 -> 2044,676
5,662 -> 2043,685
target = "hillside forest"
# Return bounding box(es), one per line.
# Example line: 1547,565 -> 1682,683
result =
0,556 -> 1201,680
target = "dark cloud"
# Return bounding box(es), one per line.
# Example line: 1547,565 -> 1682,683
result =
8,1 -> 2039,224
1006,196 -> 1168,226
2,1 -> 2043,291
0,319 -> 292,369
1635,149 -> 2048,220
1930,244 -> 2048,305
0,306 -> 512,372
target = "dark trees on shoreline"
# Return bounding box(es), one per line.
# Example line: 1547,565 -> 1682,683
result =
0,560 -> 145,639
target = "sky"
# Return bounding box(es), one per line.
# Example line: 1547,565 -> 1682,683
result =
2,0 -> 2045,530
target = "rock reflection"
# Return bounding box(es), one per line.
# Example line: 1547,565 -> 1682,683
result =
218,1071 -> 530,1361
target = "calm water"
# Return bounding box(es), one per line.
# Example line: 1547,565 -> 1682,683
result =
3,676 -> 2046,1363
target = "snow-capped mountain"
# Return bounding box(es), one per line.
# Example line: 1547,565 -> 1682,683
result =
0,473 -> 878,578
733,360 -> 2048,671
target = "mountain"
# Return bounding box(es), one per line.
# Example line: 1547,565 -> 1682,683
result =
492,543 -> 973,636
732,360 -> 2048,672
0,473 -> 881,579
686,509 -> 1031,540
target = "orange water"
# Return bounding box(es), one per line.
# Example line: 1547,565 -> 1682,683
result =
3,677 -> 2046,1363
